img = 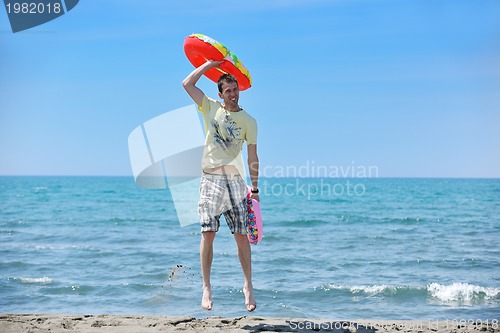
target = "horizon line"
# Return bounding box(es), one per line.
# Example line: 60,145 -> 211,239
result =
0,175 -> 499,180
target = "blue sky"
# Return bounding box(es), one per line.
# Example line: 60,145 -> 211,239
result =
1,0 -> 499,177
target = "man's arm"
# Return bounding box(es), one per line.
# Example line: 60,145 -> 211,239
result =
248,144 -> 259,202
182,60 -> 223,106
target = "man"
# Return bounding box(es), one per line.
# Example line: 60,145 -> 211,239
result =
182,60 -> 259,312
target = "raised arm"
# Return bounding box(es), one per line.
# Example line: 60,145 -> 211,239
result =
182,60 -> 223,107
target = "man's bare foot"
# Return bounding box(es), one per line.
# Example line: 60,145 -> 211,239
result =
202,286 -> 212,310
243,286 -> 256,312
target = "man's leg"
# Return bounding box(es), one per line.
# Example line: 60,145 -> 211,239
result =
200,231 -> 216,310
234,233 -> 256,312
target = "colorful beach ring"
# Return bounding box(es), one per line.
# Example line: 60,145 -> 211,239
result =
183,34 -> 252,91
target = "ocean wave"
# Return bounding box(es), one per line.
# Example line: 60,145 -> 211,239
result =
15,276 -> 53,284
320,283 -> 500,304
33,186 -> 48,193
320,284 -> 426,297
276,219 -> 329,227
428,282 -> 500,303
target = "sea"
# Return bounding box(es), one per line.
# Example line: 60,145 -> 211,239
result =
1,176 -> 499,321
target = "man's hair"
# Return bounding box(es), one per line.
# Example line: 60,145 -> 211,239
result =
217,73 -> 239,93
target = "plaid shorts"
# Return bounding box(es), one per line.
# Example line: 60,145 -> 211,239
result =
198,172 -> 248,234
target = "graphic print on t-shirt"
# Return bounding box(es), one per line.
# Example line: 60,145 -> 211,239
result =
211,112 -> 242,153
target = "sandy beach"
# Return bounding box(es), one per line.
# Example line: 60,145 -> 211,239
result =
1,314 -> 499,333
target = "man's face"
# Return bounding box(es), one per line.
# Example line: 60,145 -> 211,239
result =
218,81 -> 239,108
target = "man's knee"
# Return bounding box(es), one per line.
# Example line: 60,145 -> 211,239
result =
202,231 -> 216,243
233,232 -> 249,245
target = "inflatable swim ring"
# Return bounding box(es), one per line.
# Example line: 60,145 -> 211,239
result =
184,33 -> 252,91
246,186 -> 263,245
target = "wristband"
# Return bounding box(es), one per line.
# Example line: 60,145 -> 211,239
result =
251,188 -> 259,194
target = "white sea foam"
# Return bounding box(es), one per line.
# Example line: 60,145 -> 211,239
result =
350,285 -> 390,294
428,283 -> 500,303
351,285 -> 396,295
18,277 -> 53,284
321,283 -> 500,303
33,186 -> 48,193
321,284 -> 424,295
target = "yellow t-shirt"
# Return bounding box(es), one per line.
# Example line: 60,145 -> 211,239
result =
198,96 -> 257,176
